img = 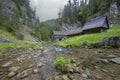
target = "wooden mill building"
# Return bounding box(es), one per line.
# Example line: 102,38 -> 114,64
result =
53,27 -> 82,41
82,16 -> 109,34
53,16 -> 109,41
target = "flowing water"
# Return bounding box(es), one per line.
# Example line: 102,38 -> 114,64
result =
37,45 -> 77,79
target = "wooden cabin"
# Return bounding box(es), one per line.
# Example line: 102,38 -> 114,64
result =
82,16 -> 109,34
53,27 -> 82,41
53,16 -> 109,41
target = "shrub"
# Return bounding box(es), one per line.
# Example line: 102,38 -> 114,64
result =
54,57 -> 73,72
0,43 -> 15,51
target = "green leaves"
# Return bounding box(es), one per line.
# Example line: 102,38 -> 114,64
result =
54,57 -> 71,71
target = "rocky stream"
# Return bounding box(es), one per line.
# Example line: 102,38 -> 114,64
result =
0,44 -> 120,80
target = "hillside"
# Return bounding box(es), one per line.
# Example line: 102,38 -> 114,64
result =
55,25 -> 120,47
40,18 -> 61,31
0,0 -> 40,41
0,0 -> 41,51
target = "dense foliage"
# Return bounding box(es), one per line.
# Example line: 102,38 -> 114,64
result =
60,0 -> 120,25
39,19 -> 61,41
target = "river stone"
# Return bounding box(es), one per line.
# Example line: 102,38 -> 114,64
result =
9,66 -> 20,72
8,71 -> 16,77
68,75 -> 75,80
82,73 -> 88,78
28,64 -> 33,68
107,55 -> 117,58
62,75 -> 70,80
54,76 -> 62,80
0,59 -> 3,61
17,68 -> 32,79
2,61 -> 13,68
17,70 -> 28,79
99,59 -> 109,63
37,62 -> 43,68
95,74 -> 102,79
33,69 -> 38,73
110,57 -> 120,64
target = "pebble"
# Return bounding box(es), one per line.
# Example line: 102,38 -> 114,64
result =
68,75 -> 75,80
99,59 -> 109,63
2,61 -> 13,68
9,66 -> 20,72
33,69 -> 39,73
62,75 -> 70,80
17,68 -> 32,79
37,62 -> 43,68
17,71 -> 28,79
54,76 -> 62,80
8,71 -> 16,77
0,59 -> 3,61
28,64 -> 33,68
107,55 -> 117,58
82,73 -> 88,78
95,74 -> 102,79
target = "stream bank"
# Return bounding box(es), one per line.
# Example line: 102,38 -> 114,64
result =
0,45 -> 120,80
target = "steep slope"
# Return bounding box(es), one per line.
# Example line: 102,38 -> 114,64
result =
41,19 -> 61,31
0,0 -> 42,51
0,0 -> 40,41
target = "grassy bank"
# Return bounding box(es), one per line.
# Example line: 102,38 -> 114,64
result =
0,30 -> 42,51
55,25 -> 120,47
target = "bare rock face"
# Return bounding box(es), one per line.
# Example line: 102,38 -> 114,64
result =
109,2 -> 120,26
110,2 -> 119,18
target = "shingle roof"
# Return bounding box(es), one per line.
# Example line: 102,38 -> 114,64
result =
53,16 -> 109,36
82,16 -> 109,30
53,27 -> 82,36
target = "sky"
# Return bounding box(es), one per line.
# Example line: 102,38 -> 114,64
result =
30,0 -> 68,22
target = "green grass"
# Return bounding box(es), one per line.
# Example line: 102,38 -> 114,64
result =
55,25 -> 120,47
0,43 -> 15,51
0,30 -> 18,42
0,30 -> 42,51
0,41 -> 42,51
